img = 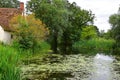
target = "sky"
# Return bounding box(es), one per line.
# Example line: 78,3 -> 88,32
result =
19,0 -> 120,32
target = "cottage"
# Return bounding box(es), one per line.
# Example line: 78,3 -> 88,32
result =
0,2 -> 24,44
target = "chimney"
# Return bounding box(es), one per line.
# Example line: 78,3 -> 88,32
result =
20,2 -> 24,12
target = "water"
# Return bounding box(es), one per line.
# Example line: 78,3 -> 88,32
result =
21,54 -> 117,80
89,53 -> 114,80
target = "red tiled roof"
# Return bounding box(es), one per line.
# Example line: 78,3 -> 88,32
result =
0,8 -> 23,31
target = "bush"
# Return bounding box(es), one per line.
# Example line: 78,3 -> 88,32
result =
10,14 -> 49,54
12,40 -> 50,54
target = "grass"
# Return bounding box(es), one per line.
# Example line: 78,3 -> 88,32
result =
0,41 -> 51,80
73,38 -> 115,54
0,44 -> 20,80
18,41 -> 51,60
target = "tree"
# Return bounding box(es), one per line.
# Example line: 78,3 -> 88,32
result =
10,14 -> 49,53
59,2 -> 94,54
99,30 -> 105,38
27,0 -> 94,54
99,29 -> 113,39
81,25 -> 98,40
27,0 -> 69,53
109,14 -> 120,39
109,7 -> 120,53
0,0 -> 19,8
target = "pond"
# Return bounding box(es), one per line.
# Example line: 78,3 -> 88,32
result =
89,54 -> 114,80
21,53 -> 120,80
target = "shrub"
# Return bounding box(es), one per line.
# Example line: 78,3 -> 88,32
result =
10,14 -> 49,53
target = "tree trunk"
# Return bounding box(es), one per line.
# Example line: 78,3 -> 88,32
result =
51,31 -> 58,54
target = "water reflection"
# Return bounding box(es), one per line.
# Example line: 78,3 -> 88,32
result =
90,54 -> 114,80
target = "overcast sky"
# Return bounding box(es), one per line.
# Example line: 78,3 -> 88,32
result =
20,0 -> 120,32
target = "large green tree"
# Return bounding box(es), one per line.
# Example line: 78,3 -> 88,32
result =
109,7 -> 120,53
27,0 -> 94,54
0,0 -> 19,8
27,0 -> 69,53
59,2 -> 94,54
109,15 -> 120,40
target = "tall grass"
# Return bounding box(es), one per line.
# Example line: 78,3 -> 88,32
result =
73,38 -> 115,54
0,44 -> 20,80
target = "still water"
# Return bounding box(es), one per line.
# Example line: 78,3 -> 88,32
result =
89,54 -> 114,80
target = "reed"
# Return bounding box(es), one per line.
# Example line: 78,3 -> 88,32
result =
0,44 -> 20,80
73,38 -> 115,54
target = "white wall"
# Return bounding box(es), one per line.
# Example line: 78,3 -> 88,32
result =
0,26 -> 11,44
0,26 -> 4,42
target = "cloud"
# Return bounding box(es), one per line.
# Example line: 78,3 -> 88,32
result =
69,0 -> 120,32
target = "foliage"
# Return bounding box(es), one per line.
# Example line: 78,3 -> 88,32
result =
0,0 -> 19,8
10,14 -> 49,53
109,14 -> 120,40
39,41 -> 51,53
27,0 -> 94,54
0,44 -> 20,80
81,25 -> 98,40
73,38 -> 115,54
10,14 -> 49,41
27,0 -> 69,53
109,7 -> 120,53
59,2 -> 94,54
99,30 -> 113,39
